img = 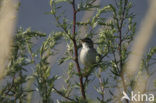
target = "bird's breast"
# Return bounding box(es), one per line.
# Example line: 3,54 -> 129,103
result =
80,48 -> 97,66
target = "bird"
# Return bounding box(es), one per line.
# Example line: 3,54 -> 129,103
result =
79,37 -> 98,77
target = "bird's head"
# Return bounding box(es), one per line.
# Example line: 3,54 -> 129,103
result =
80,38 -> 93,48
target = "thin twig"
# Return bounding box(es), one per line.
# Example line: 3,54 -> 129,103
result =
5,75 -> 15,95
52,11 -> 72,40
53,87 -> 75,102
98,68 -> 105,102
118,0 -> 128,103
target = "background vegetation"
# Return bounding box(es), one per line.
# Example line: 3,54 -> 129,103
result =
0,0 -> 156,103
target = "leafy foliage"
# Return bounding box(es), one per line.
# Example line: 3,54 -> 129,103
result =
0,0 -> 156,103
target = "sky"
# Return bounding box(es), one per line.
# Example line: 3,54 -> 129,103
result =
16,0 -> 156,102
17,0 -> 148,33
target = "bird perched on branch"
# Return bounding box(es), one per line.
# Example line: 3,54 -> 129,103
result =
80,38 -> 97,66
79,38 -> 98,78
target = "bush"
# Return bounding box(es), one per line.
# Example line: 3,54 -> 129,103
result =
0,0 -> 156,103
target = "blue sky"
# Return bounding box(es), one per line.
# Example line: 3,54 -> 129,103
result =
17,0 -> 148,33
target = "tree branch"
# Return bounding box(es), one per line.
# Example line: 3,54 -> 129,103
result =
71,0 -> 86,100
52,87 -> 75,102
118,0 -> 128,103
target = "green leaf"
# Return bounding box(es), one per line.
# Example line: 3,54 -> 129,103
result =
55,0 -> 71,4
58,56 -> 72,64
45,67 -> 51,77
109,4 -> 116,16
50,0 -> 53,7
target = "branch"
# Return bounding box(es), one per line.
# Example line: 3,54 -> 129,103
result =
71,0 -> 86,100
98,68 -> 105,102
52,10 -> 72,40
118,0 -> 129,103
52,87 -> 75,102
